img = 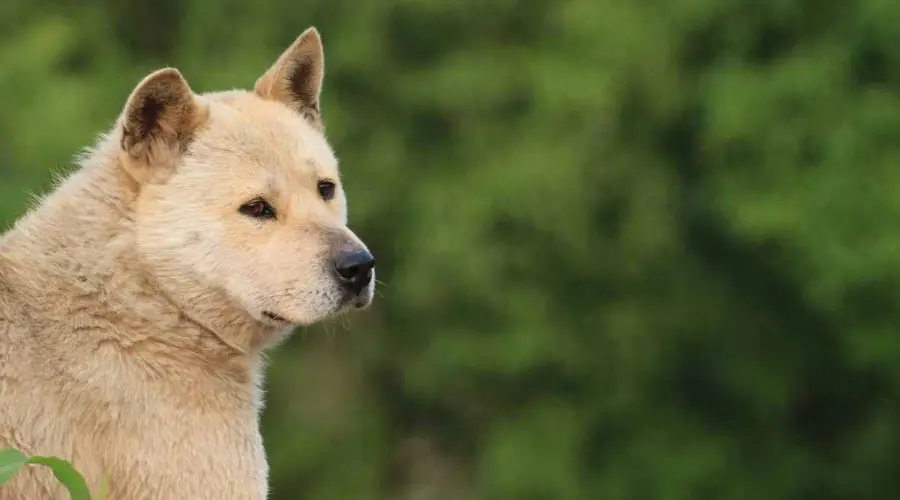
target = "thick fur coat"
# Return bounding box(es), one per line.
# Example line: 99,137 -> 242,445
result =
0,27 -> 375,499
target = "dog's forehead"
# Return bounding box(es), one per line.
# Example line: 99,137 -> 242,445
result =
199,91 -> 339,177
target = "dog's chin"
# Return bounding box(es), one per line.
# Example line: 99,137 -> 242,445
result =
258,308 -> 331,328
258,300 -> 361,328
260,310 -> 298,327
257,284 -> 374,328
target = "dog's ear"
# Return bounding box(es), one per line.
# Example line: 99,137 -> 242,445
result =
254,27 -> 325,130
120,68 -> 206,184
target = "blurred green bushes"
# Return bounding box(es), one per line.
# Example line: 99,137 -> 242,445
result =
2,0 -> 900,498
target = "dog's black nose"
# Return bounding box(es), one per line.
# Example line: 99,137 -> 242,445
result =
333,250 -> 375,292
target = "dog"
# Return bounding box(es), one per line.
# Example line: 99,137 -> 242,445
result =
0,26 -> 374,499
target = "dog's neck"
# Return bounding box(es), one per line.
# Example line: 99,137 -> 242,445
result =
0,132 -> 278,382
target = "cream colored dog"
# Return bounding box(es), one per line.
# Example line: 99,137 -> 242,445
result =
0,27 -> 375,499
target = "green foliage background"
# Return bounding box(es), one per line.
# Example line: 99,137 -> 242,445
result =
2,0 -> 900,498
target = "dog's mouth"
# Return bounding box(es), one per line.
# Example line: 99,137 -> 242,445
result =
338,289 -> 373,310
261,289 -> 373,327
262,311 -> 293,325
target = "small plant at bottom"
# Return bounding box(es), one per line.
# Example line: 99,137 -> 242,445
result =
0,447 -> 103,500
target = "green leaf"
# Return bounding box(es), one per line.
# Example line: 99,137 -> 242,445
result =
27,456 -> 92,500
0,448 -> 29,485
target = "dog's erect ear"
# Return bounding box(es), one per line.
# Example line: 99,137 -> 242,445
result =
254,27 -> 325,129
120,68 -> 206,184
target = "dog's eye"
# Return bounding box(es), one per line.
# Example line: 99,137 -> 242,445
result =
239,198 -> 277,220
317,180 -> 336,201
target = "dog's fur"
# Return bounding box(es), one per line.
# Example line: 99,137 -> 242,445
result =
0,27 -> 375,499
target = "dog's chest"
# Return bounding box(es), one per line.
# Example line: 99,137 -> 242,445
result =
97,402 -> 268,499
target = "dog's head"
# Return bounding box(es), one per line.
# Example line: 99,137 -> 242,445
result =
118,27 -> 374,328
